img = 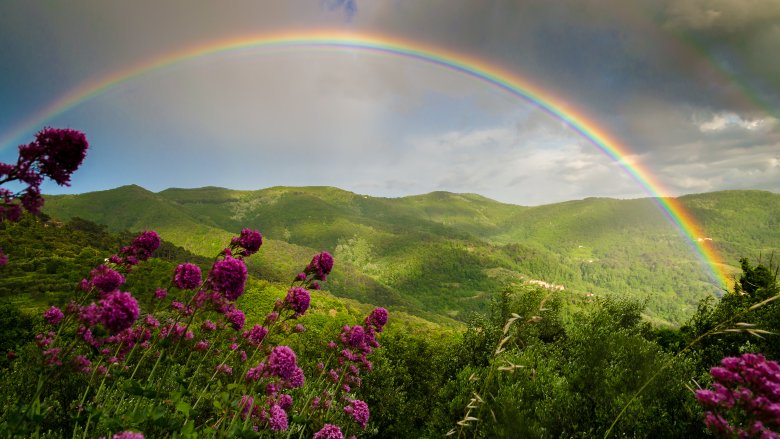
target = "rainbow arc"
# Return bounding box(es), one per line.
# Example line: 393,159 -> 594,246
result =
0,30 -> 731,289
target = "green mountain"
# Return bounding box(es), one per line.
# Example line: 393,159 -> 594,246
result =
42,186 -> 780,324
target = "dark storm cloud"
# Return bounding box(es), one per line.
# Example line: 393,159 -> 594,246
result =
356,0 -> 778,121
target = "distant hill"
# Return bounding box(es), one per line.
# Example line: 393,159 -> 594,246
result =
43,186 -> 780,325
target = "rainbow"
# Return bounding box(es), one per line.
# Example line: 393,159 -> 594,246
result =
0,29 -> 731,289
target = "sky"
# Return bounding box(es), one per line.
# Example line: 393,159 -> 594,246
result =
0,0 -> 778,205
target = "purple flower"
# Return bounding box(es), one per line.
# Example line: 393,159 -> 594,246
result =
344,399 -> 370,429
210,256 -> 247,301
365,307 -> 388,331
111,432 -> 144,439
294,324 -> 306,333
173,263 -> 202,290
225,308 -> 246,331
278,394 -> 293,411
243,324 -> 268,347
313,424 -> 344,439
288,367 -> 305,388
32,127 -> 88,186
285,287 -> 311,315
99,291 -> 140,333
239,395 -> 254,420
154,288 -> 168,300
43,347 -> 62,366
305,252 -> 334,281
696,353 -> 780,437
89,265 -> 125,293
269,404 -> 288,431
215,364 -> 233,375
268,346 -> 298,380
202,320 -> 217,331
72,355 -> 91,374
341,325 -> 366,349
231,229 -> 263,257
130,231 -> 160,261
246,364 -> 264,382
43,306 -> 64,325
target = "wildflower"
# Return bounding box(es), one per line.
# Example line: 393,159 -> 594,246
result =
35,331 -> 56,347
194,340 -> 209,352
268,346 -> 298,380
305,251 -> 334,281
100,291 -> 140,333
202,320 -> 217,331
43,306 -> 64,325
340,325 -> 366,350
33,127 -> 89,186
365,307 -> 388,331
239,395 -> 254,420
313,424 -> 344,439
111,431 -> 144,439
269,404 -> 288,431
215,364 -> 233,375
278,394 -> 293,411
294,324 -> 306,333
344,399 -> 370,429
695,353 -> 780,437
72,355 -> 91,374
154,288 -> 168,300
288,367 -> 305,388
43,348 -> 62,366
129,231 -> 160,261
225,308 -> 246,331
144,314 -> 160,328
210,256 -> 247,300
231,229 -> 263,256
243,324 -> 268,347
285,287 -> 311,315
89,265 -> 125,293
173,263 -> 202,290
79,303 -> 101,326
296,272 -> 306,281
246,364 -> 264,382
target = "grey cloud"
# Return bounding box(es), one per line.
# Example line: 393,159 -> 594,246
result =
663,0 -> 780,33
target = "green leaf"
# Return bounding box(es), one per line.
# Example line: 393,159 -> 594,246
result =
175,400 -> 191,417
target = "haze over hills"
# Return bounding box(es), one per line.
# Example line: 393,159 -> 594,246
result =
43,186 -> 780,325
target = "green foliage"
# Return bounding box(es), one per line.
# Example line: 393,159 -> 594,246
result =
681,257 -> 780,369
43,186 -> 780,325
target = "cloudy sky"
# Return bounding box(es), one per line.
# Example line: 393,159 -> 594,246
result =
0,0 -> 778,205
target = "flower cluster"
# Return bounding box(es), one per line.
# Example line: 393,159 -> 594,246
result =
1,128 -> 88,223
173,263 -> 202,290
230,228 -> 263,257
695,353 -> 780,438
209,256 -> 248,301
304,251 -> 334,282
21,215 -> 387,438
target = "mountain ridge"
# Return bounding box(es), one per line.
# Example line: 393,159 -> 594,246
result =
42,185 -> 780,325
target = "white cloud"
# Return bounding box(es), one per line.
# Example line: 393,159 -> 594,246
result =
697,112 -> 776,133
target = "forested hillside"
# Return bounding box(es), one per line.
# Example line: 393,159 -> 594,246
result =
43,186 -> 780,324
